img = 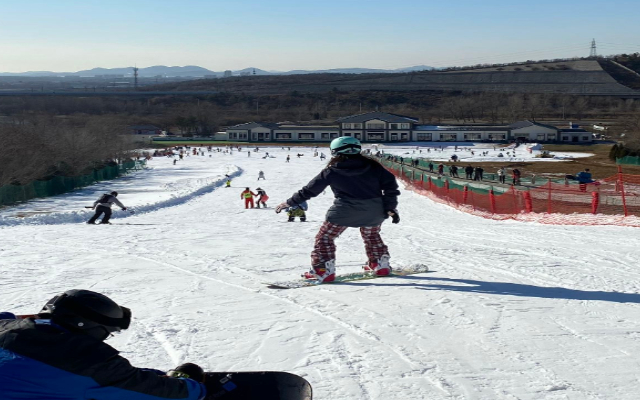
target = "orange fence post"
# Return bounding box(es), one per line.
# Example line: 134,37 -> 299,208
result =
618,165 -> 628,217
510,185 -> 519,214
522,191 -> 533,213
547,179 -> 552,214
444,180 -> 449,194
489,189 -> 496,214
463,186 -> 469,203
428,176 -> 433,191
591,192 -> 599,214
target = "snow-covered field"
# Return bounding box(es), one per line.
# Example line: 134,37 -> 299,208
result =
2,144 -> 639,400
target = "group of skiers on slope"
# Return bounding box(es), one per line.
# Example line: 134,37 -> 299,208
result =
0,289 -> 207,400
233,137 -> 400,283
240,187 -> 269,209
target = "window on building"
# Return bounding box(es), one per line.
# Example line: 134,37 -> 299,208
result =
367,123 -> 385,129
401,133 -> 408,141
417,133 -> 432,141
390,123 -> 399,129
367,133 -> 384,140
355,133 -> 362,139
537,134 -> 546,141
276,133 -> 292,140
561,136 -> 569,141
353,123 -> 362,129
401,123 -> 411,129
582,136 -> 589,141
321,133 -> 330,139
299,133 -> 315,140
330,133 -> 340,139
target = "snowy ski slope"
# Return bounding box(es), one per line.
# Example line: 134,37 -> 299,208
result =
1,144 -> 638,400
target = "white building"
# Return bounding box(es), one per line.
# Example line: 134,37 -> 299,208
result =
224,113 -> 593,143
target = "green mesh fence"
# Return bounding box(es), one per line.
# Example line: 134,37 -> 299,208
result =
0,160 -> 146,206
617,156 -> 640,166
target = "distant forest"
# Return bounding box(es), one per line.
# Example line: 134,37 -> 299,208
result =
2,88 -> 640,187
0,90 -> 637,134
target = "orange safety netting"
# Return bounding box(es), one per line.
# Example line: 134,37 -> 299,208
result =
386,162 -> 640,228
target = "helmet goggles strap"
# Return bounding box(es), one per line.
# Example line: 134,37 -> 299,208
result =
332,143 -> 361,154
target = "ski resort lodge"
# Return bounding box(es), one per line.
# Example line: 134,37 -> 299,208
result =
224,111 -> 593,143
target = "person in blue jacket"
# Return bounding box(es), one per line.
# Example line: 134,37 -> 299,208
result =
276,137 -> 400,283
575,168 -> 594,184
0,289 -> 206,400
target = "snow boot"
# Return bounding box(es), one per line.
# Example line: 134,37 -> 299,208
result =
364,255 -> 391,276
303,260 -> 336,283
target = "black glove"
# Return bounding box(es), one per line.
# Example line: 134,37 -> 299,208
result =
386,210 -> 400,224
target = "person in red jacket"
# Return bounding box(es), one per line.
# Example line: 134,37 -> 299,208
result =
240,187 -> 257,209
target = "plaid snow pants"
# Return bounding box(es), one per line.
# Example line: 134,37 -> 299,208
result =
311,221 -> 389,267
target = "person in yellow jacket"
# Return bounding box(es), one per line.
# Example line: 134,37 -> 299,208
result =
240,187 -> 257,209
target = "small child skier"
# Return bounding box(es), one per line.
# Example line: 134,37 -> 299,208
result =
256,188 -> 269,208
286,201 -> 308,222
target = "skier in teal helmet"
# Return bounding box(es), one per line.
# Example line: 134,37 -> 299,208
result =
276,136 -> 401,283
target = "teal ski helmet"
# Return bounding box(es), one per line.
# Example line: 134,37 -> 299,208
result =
330,136 -> 361,156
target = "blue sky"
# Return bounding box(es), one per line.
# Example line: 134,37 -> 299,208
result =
0,0 -> 638,72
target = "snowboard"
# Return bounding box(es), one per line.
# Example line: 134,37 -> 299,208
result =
267,264 -> 430,289
204,371 -> 312,400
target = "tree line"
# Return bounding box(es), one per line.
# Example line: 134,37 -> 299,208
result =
1,89 -> 639,187
0,115 -> 134,186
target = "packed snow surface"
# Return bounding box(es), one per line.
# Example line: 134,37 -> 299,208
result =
1,144 -> 638,400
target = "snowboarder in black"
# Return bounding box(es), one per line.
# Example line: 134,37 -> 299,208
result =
275,137 -> 400,283
87,191 -> 127,224
0,289 -> 206,400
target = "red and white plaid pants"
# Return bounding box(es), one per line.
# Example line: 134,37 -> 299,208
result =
311,221 -> 389,267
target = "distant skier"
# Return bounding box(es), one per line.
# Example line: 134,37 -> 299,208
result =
275,137 -> 400,283
256,187 -> 269,208
258,170 -> 265,180
0,289 -> 206,400
286,155 -> 290,163
497,167 -> 506,184
285,201 -> 308,222
87,191 -> 127,225
241,187 -> 257,209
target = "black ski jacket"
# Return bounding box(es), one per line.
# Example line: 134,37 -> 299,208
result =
0,317 -> 205,400
287,156 -> 400,227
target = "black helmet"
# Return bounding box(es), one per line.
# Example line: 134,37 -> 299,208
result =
111,191 -> 118,196
39,289 -> 131,341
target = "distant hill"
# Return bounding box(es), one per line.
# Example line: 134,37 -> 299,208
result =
0,65 -> 434,77
143,60 -> 638,96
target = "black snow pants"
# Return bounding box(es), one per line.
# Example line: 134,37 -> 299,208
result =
88,205 -> 112,224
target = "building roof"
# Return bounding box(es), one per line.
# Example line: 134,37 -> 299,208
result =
509,120 -> 558,130
558,128 -> 590,133
336,111 -> 419,124
415,125 -> 510,132
228,122 -> 280,130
